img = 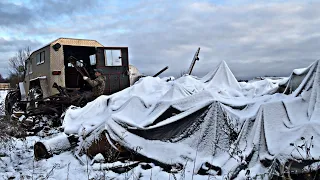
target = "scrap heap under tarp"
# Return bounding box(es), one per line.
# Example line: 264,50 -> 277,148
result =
43,60 -> 320,178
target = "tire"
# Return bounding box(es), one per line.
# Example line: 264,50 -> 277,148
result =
4,90 -> 20,117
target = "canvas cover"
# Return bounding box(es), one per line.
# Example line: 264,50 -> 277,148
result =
62,60 -> 320,177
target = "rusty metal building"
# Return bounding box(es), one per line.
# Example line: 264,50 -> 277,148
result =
25,38 -> 130,98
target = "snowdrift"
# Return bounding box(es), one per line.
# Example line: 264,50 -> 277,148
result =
62,60 -> 320,177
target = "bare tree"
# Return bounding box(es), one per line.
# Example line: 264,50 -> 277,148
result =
7,47 -> 31,87
8,47 -> 31,76
0,73 -> 6,83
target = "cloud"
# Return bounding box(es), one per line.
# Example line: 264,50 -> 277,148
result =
107,1 -> 320,79
1,0 -> 320,80
0,2 -> 33,26
189,2 -> 218,12
0,38 -> 40,53
32,0 -> 98,18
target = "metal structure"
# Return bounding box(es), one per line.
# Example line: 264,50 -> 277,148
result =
153,66 -> 169,77
5,38 -> 131,118
187,47 -> 200,75
23,38 -> 130,97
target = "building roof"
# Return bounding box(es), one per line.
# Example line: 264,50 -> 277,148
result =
29,37 -> 104,58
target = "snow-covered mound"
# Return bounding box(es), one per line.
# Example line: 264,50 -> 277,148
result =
240,78 -> 282,97
201,61 -> 241,91
61,60 -> 320,178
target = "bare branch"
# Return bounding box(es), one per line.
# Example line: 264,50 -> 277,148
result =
7,46 -> 32,87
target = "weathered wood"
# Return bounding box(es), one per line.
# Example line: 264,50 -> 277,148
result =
153,66 -> 169,77
187,47 -> 200,75
34,133 -> 78,160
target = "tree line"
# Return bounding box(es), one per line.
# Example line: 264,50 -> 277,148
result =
0,47 -> 30,88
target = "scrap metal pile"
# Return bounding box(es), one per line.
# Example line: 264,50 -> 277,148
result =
8,46 -> 320,178
4,84 -> 91,136
4,47 -> 191,136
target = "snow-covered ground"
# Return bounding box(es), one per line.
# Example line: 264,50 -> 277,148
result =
1,60 -> 320,179
0,90 -> 8,116
0,136 -> 221,180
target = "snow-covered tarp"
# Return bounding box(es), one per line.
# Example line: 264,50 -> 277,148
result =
62,60 -> 320,178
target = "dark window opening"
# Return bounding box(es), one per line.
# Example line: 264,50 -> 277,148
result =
63,45 -> 97,90
36,51 -> 45,65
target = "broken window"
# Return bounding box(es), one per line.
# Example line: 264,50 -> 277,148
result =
36,53 -> 40,64
36,51 -> 45,65
89,54 -> 96,65
104,50 -> 122,66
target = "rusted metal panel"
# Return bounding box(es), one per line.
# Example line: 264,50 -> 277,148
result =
84,131 -> 120,161
96,47 -> 130,95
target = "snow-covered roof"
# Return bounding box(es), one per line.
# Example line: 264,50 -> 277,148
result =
29,37 -> 104,58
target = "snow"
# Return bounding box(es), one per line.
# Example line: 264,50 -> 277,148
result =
0,135 -> 223,180
1,60 -> 320,179
0,90 -> 8,116
92,153 -> 105,163
293,67 -> 308,75
61,59 -> 320,178
240,78 -> 280,97
29,76 -> 47,82
202,61 -> 241,91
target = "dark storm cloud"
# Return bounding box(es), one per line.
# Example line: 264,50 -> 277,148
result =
1,0 -> 320,80
90,1 -> 320,79
0,0 -> 100,77
0,38 -> 41,53
32,0 -> 98,19
117,1 -> 320,79
0,2 -> 33,26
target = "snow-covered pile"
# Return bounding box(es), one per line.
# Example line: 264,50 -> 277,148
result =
2,60 -> 320,179
60,60 -> 320,178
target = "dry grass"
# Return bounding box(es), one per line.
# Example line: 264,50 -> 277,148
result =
0,115 -> 27,138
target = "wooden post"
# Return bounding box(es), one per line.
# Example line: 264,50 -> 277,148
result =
187,47 -> 200,75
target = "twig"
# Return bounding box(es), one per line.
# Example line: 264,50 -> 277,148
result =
45,165 -> 57,179
86,155 -> 90,180
67,162 -> 70,180
32,159 -> 35,180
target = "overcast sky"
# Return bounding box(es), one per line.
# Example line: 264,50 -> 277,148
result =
1,0 -> 320,80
